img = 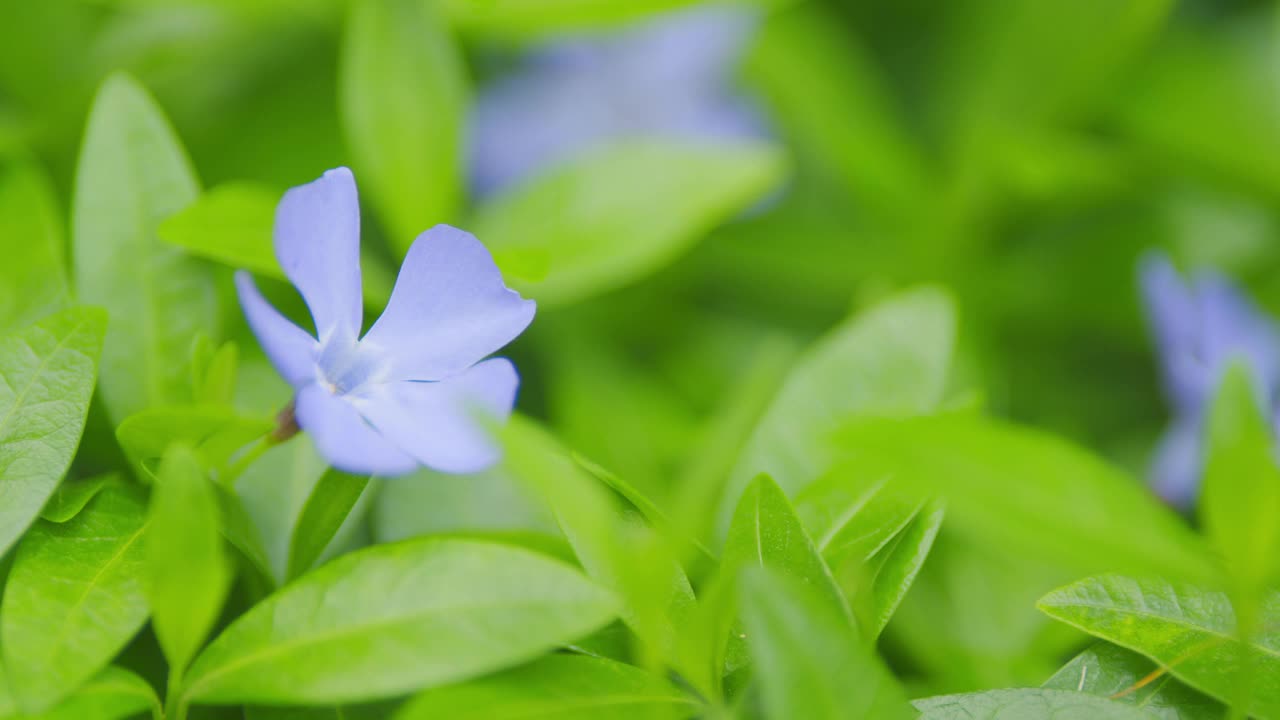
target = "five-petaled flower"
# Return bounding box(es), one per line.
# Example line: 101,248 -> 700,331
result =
235,167 -> 535,476
1140,252 -> 1280,507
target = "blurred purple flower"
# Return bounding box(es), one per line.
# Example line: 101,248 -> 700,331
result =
236,168 -> 535,476
1140,252 -> 1280,506
468,5 -> 767,197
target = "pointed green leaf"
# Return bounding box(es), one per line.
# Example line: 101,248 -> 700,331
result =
718,287 -> 955,534
72,72 -> 213,424
0,162 -> 68,332
286,469 -> 371,580
914,688 -> 1155,720
856,501 -> 945,638
1,484 -> 150,712
116,405 -> 272,479
1201,363 -> 1280,592
1039,575 -> 1280,718
739,568 -> 915,720
29,665 -> 161,720
40,473 -> 115,523
181,538 -> 618,704
832,414 -> 1214,580
158,182 -> 280,278
146,444 -> 232,673
1043,643 -> 1226,720
474,140 -> 786,307
0,306 -> 105,558
341,0 -> 466,254
394,654 -> 698,720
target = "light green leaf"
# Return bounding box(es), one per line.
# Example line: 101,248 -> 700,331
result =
115,405 -> 272,479
340,0 -> 466,255
1200,363 -> 1280,592
0,162 -> 68,332
158,182 -> 280,278
286,469 -> 371,580
832,414 -> 1214,580
1043,642 -> 1226,720
40,473 -> 115,523
373,466 -> 556,544
717,287 -> 955,535
501,417 -> 696,665
0,306 -> 105,558
1,485 -> 150,712
27,665 -> 161,720
856,500 -> 945,638
72,73 -> 213,424
181,538 -> 618,705
394,654 -> 698,720
914,688 -> 1156,720
443,0 -> 698,37
146,444 -> 232,673
194,340 -> 239,406
474,140 -> 786,307
1039,575 -> 1280,718
739,568 -> 915,720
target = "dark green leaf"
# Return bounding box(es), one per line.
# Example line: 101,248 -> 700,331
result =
286,469 -> 371,580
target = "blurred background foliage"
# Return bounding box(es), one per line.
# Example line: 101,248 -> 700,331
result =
4,0 -> 1279,699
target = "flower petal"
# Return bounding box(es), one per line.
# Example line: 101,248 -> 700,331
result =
1139,253 -> 1204,413
361,226 -> 535,381
352,358 -> 519,474
294,383 -> 418,477
275,167 -> 364,341
235,271 -> 318,388
1149,415 -> 1202,510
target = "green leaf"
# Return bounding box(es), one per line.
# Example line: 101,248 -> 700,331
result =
27,665 -> 161,720
1039,575 -> 1280,718
286,469 -> 371,580
722,474 -> 849,622
340,0 -> 466,254
146,444 -> 232,673
0,306 -> 106,559
245,703 -> 396,720
1,484 -> 150,712
116,405 -> 272,479
158,182 -> 280,278
181,538 -> 618,705
717,287 -> 955,534
914,688 -> 1156,720
373,466 -> 556,544
1200,363 -> 1280,592
474,140 -> 786,307
39,473 -> 114,523
194,340 -> 239,406
855,500 -> 945,638
739,568 -> 915,720
72,73 -> 213,424
832,414 -> 1214,580
394,654 -> 698,720
0,161 -> 68,332
1043,642 -> 1226,720
443,0 -> 699,37
501,417 -> 696,665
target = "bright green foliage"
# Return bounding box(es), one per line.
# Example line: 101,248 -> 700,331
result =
1043,643 -> 1225,720
914,688 -> 1157,719
159,183 -> 280,278
1200,364 -> 1280,594
180,538 -> 619,705
24,666 -> 162,720
286,469 -> 371,580
394,654 -> 699,720
739,568 -> 915,720
443,0 -> 701,36
1039,575 -> 1280,718
0,162 -> 68,332
341,0 -> 466,255
39,473 -> 114,524
1,485 -> 150,713
145,444 -> 232,673
473,140 -> 785,307
115,405 -> 272,479
718,288 -> 955,533
832,414 -> 1213,580
0,307 -> 105,559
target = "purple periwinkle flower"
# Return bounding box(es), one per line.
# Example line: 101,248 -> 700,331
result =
235,168 -> 535,476
468,5 -> 767,197
1140,252 -> 1280,507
